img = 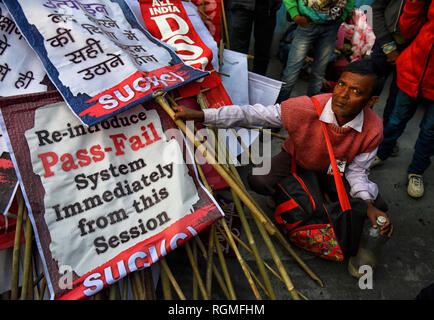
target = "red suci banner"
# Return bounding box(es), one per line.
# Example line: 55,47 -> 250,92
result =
0,91 -> 223,299
191,0 -> 222,44
139,0 -> 222,97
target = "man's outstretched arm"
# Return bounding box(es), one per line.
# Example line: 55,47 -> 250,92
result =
173,103 -> 283,128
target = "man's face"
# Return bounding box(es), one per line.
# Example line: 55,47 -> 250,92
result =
331,72 -> 378,126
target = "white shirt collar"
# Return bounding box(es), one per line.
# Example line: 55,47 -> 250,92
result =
319,98 -> 364,133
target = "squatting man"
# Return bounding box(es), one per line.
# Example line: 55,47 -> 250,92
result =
173,59 -> 394,251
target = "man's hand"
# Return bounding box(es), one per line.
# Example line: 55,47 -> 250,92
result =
173,105 -> 205,122
386,50 -> 400,64
293,15 -> 310,27
366,202 -> 394,238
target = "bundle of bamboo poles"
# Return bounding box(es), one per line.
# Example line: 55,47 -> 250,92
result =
1,88 -> 322,301
1,1 -> 324,301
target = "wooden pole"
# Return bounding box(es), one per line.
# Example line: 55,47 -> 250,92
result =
230,189 -> 276,299
20,210 -> 33,300
160,263 -> 173,300
194,236 -> 231,300
159,258 -> 186,300
213,229 -> 237,300
221,0 -> 230,49
11,189 -> 24,300
185,241 -> 209,300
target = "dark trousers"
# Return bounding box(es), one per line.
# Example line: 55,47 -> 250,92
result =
228,3 -> 277,75
377,89 -> 434,175
371,41 -> 401,126
248,150 -> 388,211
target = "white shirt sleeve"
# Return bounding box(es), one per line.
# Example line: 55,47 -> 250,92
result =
345,148 -> 379,201
203,103 -> 282,128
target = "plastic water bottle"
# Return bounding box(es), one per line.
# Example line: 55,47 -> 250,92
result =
348,216 -> 388,278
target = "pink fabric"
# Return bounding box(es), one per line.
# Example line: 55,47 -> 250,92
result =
340,8 -> 376,61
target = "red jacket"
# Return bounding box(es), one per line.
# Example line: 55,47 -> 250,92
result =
396,0 -> 434,100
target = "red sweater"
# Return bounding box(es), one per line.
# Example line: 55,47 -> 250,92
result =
396,0 -> 434,100
280,94 -> 383,173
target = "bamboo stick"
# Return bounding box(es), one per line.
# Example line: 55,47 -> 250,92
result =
20,210 -> 33,300
252,215 -> 300,300
154,92 -> 276,235
226,226 -> 284,283
220,0 -> 230,49
192,240 -> 198,300
11,189 -> 24,300
243,126 -> 287,140
185,241 -> 209,300
159,258 -> 186,300
216,225 -> 272,299
224,158 -> 324,288
122,277 -> 129,300
160,263 -> 173,300
128,274 -> 139,300
230,189 -> 276,299
155,91 -> 322,295
109,282 -> 119,300
218,219 -> 262,300
213,228 -> 236,300
194,236 -> 231,300
205,225 -> 215,298
132,271 -> 144,300
39,276 -> 47,300
142,268 -> 156,300
191,152 -> 232,300
196,91 -> 255,167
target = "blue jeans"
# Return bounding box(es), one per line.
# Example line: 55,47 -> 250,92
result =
377,89 -> 434,175
277,21 -> 341,102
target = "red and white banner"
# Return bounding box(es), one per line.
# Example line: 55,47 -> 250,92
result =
0,91 -> 223,299
139,0 -> 223,97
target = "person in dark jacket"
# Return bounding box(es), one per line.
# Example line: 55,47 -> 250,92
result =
373,0 -> 434,198
226,0 -> 282,75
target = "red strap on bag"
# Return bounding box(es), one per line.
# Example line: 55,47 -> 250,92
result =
310,97 -> 352,212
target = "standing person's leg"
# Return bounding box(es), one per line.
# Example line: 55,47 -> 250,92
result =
377,89 -> 419,161
383,69 -> 399,126
229,8 -> 254,54
307,22 -> 341,97
276,23 -> 319,102
252,3 -> 277,75
407,98 -> 434,198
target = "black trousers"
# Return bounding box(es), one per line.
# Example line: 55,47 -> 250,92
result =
228,3 -> 277,75
247,150 -> 388,212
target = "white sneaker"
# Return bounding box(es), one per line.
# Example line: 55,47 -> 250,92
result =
408,174 -> 424,198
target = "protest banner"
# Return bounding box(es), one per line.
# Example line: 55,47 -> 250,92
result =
0,128 -> 18,216
0,3 -> 48,97
2,0 -> 208,127
139,0 -> 224,98
0,91 -> 224,299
